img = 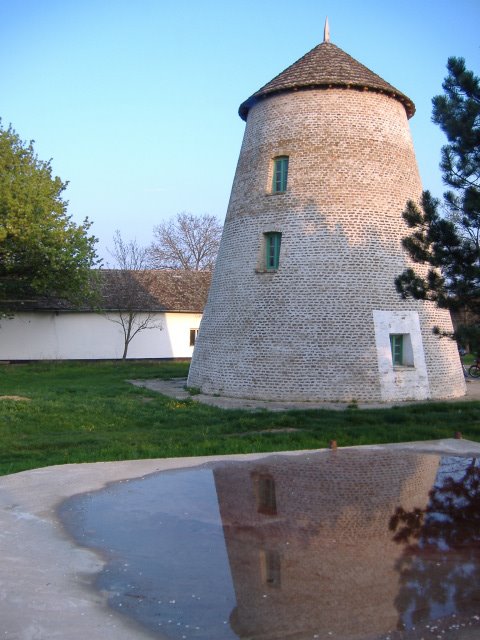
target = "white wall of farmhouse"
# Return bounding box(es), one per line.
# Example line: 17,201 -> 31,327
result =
0,312 -> 202,360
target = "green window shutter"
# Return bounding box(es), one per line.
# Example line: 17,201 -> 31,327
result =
272,156 -> 289,193
390,334 -> 404,366
265,232 -> 282,270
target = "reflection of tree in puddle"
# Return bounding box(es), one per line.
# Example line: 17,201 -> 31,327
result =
390,457 -> 480,631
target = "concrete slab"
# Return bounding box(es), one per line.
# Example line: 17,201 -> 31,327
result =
0,454 -> 271,640
129,377 -> 480,411
1,440 -> 480,639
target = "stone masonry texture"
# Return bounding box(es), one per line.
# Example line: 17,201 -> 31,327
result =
188,42 -> 466,402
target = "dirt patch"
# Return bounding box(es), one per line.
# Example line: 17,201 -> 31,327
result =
0,395 -> 31,402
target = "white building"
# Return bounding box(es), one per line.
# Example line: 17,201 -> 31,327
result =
0,270 -> 211,361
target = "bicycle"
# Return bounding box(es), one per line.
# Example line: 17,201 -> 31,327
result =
468,358 -> 480,378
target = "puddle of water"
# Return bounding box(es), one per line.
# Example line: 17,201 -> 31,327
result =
59,450 -> 480,640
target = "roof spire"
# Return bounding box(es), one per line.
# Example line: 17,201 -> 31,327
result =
323,16 -> 330,43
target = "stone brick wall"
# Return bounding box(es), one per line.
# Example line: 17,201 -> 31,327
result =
188,87 -> 465,401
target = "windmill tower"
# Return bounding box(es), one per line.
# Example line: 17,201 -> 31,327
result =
188,23 -> 465,403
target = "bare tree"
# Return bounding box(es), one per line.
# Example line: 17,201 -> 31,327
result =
104,230 -> 162,359
150,212 -> 222,271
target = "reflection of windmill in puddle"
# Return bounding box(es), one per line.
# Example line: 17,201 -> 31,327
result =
213,451 -> 440,639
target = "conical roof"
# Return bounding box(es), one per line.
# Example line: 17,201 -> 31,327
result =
238,41 -> 415,120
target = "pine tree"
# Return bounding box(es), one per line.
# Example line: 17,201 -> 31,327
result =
395,57 -> 480,347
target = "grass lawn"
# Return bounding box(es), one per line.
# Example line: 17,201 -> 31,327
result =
0,360 -> 479,476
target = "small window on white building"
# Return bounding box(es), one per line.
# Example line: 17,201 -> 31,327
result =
390,333 -> 414,367
190,329 -> 199,347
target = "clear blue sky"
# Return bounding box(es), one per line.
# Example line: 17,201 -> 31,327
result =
1,0 -> 479,262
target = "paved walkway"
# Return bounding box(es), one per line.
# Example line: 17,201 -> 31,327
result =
129,376 -> 480,411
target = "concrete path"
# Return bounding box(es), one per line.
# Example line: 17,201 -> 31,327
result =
129,376 -> 480,411
1,439 -> 480,639
0,453 -> 270,640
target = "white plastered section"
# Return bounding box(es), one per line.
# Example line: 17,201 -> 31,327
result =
373,310 -> 430,401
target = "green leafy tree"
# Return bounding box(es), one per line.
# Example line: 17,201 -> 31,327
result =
0,122 -> 99,310
395,58 -> 480,346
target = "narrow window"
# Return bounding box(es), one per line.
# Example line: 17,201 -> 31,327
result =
390,334 -> 404,366
190,328 -> 199,347
265,232 -> 282,271
272,156 -> 289,193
